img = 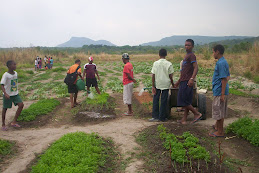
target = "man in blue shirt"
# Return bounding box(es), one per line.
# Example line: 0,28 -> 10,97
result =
210,44 -> 230,137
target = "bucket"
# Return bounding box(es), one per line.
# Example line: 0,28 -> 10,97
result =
76,79 -> 86,91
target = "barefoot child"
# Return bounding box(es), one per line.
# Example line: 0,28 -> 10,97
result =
83,57 -> 101,94
122,53 -> 136,116
209,44 -> 230,137
174,39 -> 202,124
1,60 -> 24,131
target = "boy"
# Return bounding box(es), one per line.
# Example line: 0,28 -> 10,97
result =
1,60 -> 24,131
209,44 -> 230,137
149,49 -> 174,122
67,59 -> 83,108
50,57 -> 54,69
83,57 -> 101,94
174,39 -> 202,124
122,53 -> 136,116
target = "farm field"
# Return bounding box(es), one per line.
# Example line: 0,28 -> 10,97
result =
0,53 -> 259,173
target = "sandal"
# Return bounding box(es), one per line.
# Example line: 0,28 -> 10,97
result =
209,132 -> 224,138
2,126 -> 8,131
191,114 -> 202,124
11,123 -> 21,128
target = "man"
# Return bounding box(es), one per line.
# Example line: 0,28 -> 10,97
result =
149,48 -> 174,122
67,59 -> 83,108
122,53 -> 136,116
174,39 -> 202,124
209,44 -> 230,137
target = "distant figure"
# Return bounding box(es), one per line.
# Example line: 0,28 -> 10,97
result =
44,65 -> 48,70
83,57 -> 101,95
174,39 -> 202,124
50,57 -> 54,69
209,44 -> 230,137
44,56 -> 47,65
1,60 -> 24,131
67,59 -> 83,108
149,49 -> 174,122
39,58 -> 42,69
47,57 -> 51,69
34,58 -> 38,71
122,53 -> 136,116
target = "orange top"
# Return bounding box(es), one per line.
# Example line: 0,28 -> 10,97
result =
67,64 -> 82,84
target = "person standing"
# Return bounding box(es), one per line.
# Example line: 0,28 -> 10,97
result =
39,58 -> 42,69
1,60 -> 24,131
34,58 -> 38,71
209,44 -> 230,137
50,57 -> 54,69
149,49 -> 174,122
83,57 -> 101,94
44,56 -> 47,65
174,39 -> 202,124
67,59 -> 83,108
122,53 -> 136,116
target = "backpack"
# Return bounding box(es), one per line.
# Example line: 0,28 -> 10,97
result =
64,65 -> 80,85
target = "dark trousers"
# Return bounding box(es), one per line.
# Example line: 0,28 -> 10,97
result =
152,89 -> 169,121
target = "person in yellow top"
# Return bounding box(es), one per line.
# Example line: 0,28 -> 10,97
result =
67,59 -> 83,108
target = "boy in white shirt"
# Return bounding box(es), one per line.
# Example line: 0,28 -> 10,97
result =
1,60 -> 24,131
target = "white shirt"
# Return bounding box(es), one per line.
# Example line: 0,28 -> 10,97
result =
44,57 -> 47,62
0,71 -> 19,96
35,60 -> 38,65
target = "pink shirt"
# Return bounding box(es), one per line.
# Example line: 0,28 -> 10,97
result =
123,62 -> 134,85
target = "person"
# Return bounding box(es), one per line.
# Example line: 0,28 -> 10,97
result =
174,39 -> 202,124
50,57 -> 54,69
83,57 -> 101,94
34,58 -> 38,71
44,56 -> 47,65
209,45 -> 230,137
122,53 -> 136,116
149,49 -> 174,122
47,56 -> 51,69
67,59 -> 83,108
39,58 -> 42,69
1,60 -> 24,131
44,65 -> 48,70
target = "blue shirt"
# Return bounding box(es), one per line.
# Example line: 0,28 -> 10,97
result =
212,57 -> 230,96
50,59 -> 54,64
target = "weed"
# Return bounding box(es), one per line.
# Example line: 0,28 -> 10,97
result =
0,139 -> 14,162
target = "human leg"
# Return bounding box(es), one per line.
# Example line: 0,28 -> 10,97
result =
70,93 -> 74,108
152,88 -> 161,119
2,108 -> 7,128
11,102 -> 24,127
159,89 -> 169,121
74,92 -> 78,105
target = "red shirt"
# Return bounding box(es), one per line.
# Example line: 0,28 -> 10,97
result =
123,62 -> 134,85
84,63 -> 96,79
180,52 -> 197,82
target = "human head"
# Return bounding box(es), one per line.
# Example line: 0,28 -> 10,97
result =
6,60 -> 16,70
75,59 -> 81,65
185,39 -> 194,52
122,53 -> 129,64
51,57 -> 52,59
88,56 -> 93,63
213,44 -> 225,59
159,49 -> 167,58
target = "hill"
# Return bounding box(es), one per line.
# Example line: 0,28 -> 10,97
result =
57,37 -> 116,47
141,35 -> 252,46
208,36 -> 259,47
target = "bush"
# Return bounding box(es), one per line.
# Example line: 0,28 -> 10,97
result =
226,117 -> 259,146
31,132 -> 108,173
18,99 -> 60,121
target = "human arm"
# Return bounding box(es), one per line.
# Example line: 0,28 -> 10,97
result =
95,70 -> 100,80
152,74 -> 156,95
169,74 -> 174,88
1,84 -> 10,99
220,77 -> 228,102
188,61 -> 198,87
125,73 -> 136,83
83,69 -> 86,79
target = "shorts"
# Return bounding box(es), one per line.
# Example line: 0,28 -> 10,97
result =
3,94 -> 23,109
212,96 -> 228,120
68,84 -> 78,94
177,81 -> 193,107
123,82 -> 133,105
86,78 -> 98,87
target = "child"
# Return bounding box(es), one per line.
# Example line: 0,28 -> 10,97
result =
209,44 -> 230,137
67,59 -> 83,108
83,57 -> 101,94
122,53 -> 136,116
34,58 -> 38,71
50,57 -> 54,69
1,60 -> 24,131
174,39 -> 202,124
149,49 -> 174,122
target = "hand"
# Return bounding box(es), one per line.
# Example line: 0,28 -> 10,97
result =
187,79 -> 194,87
152,87 -> 156,95
133,79 -> 137,83
98,76 -> 100,81
220,95 -> 225,102
174,81 -> 179,88
4,94 -> 10,99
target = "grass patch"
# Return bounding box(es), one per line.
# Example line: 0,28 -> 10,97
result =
52,67 -> 67,72
226,116 -> 259,147
31,132 -> 118,173
18,99 -> 60,121
229,88 -> 259,98
0,139 -> 14,162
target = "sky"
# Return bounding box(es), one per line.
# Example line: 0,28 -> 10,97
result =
0,0 -> 258,47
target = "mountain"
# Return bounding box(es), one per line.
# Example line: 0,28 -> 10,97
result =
208,36 -> 259,46
57,37 -> 116,47
141,35 -> 252,46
